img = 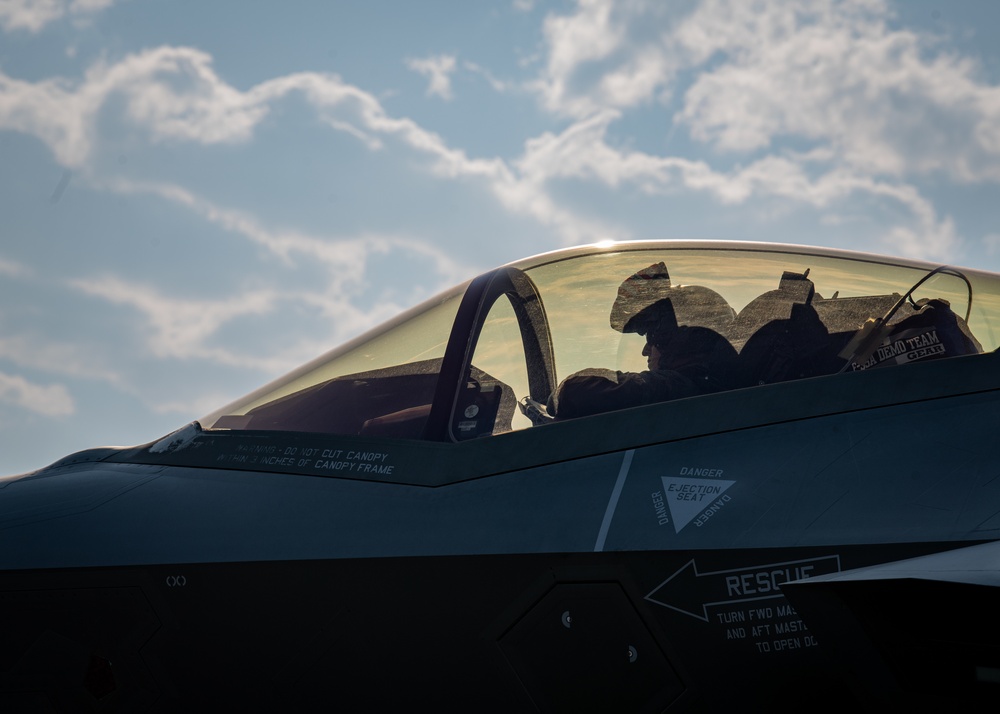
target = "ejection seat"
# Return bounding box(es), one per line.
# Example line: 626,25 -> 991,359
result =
732,270 -> 846,388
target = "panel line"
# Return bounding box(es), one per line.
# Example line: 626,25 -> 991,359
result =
594,449 -> 634,552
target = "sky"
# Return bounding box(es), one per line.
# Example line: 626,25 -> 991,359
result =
1,0 -> 999,474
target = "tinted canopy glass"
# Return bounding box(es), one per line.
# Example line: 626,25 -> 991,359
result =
199,242 -> 1000,440
200,283 -> 466,438
510,246 -> 992,420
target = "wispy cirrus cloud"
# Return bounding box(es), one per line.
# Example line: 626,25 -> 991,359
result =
0,370 -> 73,417
532,0 -> 1000,182
673,0 -> 1000,182
531,0 -> 632,117
0,0 -> 121,33
520,0 -> 1000,259
515,110 -> 959,258
69,275 -> 295,370
70,178 -> 477,372
0,45 -> 495,169
4,1 -> 998,262
0,47 -> 276,166
463,61 -> 515,93
96,177 -> 475,290
0,45 -> 616,244
0,335 -> 121,385
0,256 -> 29,277
405,54 -> 458,100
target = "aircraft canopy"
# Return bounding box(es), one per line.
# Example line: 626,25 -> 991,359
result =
199,242 -> 1000,441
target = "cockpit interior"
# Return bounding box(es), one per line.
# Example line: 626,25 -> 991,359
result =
200,243 -> 997,443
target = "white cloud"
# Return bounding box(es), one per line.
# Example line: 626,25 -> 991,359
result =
0,335 -> 121,384
4,34 -> 958,254
514,109 -> 959,259
0,256 -> 28,277
69,0 -> 115,10
0,47 -> 360,166
0,0 -> 62,32
69,275 -> 293,369
983,234 -> 1000,257
71,178 -> 485,373
510,0 -> 1000,259
0,0 -> 119,33
0,46 -> 613,244
405,54 -> 458,100
463,61 -> 514,93
673,0 -> 1000,182
532,0 -> 635,117
532,0 -> 1000,183
98,177 -> 474,289
0,370 -> 74,416
5,2 -> 991,259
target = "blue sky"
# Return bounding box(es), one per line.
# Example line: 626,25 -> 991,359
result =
1,0 -> 999,474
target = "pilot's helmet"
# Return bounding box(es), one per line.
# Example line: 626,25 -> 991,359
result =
610,262 -> 735,341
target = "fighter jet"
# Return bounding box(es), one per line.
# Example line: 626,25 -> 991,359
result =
2,240 -> 999,711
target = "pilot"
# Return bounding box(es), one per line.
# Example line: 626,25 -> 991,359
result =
548,263 -> 738,419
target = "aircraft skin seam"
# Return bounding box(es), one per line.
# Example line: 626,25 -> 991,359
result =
595,449 -> 635,552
